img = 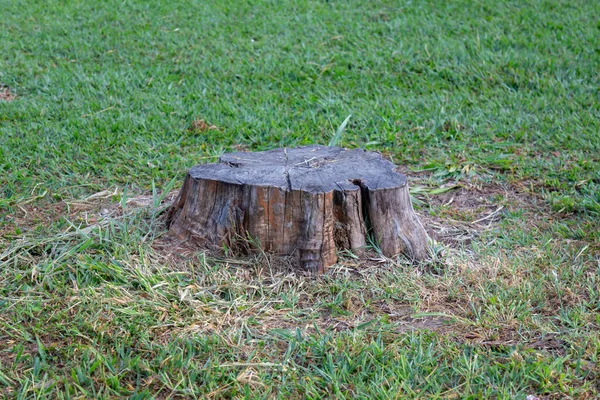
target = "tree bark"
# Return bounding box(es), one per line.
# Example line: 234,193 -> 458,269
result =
166,145 -> 430,272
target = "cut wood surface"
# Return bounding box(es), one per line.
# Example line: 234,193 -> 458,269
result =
167,145 -> 430,272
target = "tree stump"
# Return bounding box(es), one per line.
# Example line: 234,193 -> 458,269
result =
166,145 -> 430,272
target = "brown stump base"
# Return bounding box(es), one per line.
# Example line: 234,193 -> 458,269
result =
166,145 -> 430,272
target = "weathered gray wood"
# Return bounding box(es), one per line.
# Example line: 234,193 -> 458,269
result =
166,145 -> 430,272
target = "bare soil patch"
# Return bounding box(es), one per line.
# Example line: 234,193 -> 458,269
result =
0,85 -> 16,101
1,190 -> 120,243
417,181 -> 546,247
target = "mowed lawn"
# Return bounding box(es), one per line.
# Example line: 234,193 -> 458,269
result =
1,0 -> 599,398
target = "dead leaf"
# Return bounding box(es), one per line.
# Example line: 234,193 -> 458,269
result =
190,119 -> 219,132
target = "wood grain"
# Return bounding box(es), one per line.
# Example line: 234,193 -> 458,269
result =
166,145 -> 430,272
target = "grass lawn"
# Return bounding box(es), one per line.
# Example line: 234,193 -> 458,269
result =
1,0 -> 599,398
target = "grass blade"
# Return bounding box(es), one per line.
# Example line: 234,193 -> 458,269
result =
329,114 -> 352,147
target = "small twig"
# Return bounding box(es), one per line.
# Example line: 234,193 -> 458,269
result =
443,196 -> 454,206
471,206 -> 504,225
17,204 -> 28,216
218,362 -> 285,369
82,105 -> 115,118
294,157 -> 317,166
206,382 -> 234,399
84,187 -> 119,201
20,190 -> 48,205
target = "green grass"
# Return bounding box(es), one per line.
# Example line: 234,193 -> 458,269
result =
1,0 -> 599,398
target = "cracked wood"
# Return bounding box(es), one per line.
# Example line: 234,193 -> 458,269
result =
166,145 -> 430,272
